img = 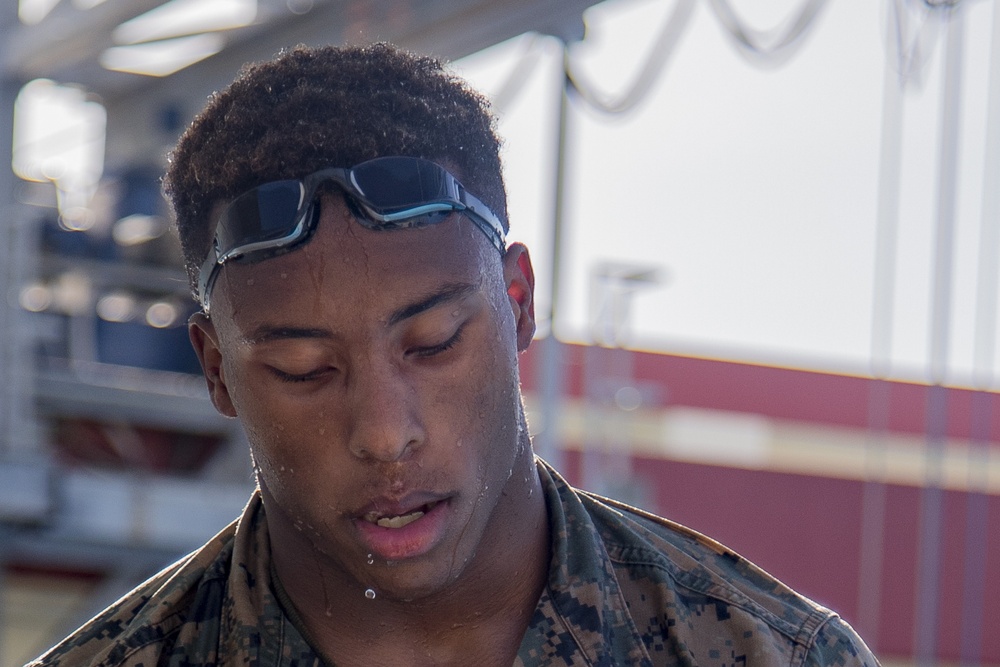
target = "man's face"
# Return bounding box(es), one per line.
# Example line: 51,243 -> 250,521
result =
190,193 -> 536,601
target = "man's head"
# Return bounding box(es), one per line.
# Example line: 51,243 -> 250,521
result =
167,43 -> 541,605
164,42 -> 509,293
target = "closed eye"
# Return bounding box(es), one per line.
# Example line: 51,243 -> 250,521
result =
269,366 -> 333,383
410,325 -> 465,359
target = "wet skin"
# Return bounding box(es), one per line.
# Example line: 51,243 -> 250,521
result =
189,194 -> 549,666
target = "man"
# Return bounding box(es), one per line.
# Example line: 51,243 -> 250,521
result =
30,43 -> 879,666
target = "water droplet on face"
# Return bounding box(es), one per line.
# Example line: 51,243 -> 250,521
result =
319,428 -> 326,435
281,273 -> 288,279
246,279 -> 255,286
365,588 -> 376,600
367,554 -> 374,565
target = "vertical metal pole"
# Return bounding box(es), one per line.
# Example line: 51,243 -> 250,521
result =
0,7 -> 19,662
857,3 -> 908,643
960,395 -> 990,667
914,6 -> 964,666
0,4 -> 22,461
534,46 -> 571,472
0,33 -> 40,462
0,23 -> 18,457
959,2 -> 1000,664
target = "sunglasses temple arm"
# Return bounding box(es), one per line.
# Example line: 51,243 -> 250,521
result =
460,190 -> 507,253
197,248 -> 221,313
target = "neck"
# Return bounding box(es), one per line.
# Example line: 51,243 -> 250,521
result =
267,442 -> 550,667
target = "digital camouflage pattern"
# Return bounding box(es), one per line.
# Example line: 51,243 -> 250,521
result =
28,461 -> 879,666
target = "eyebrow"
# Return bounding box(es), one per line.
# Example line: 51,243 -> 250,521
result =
246,282 -> 478,344
247,326 -> 332,345
387,282 -> 478,327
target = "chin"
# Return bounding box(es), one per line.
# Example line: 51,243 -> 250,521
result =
367,562 -> 467,603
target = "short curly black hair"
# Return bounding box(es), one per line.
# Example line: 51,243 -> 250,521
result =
163,42 -> 507,294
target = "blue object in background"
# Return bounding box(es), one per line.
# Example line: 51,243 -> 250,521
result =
96,317 -> 202,375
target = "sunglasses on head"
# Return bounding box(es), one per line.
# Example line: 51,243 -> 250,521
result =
196,156 -> 507,313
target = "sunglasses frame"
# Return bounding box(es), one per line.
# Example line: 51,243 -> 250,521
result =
196,157 -> 506,313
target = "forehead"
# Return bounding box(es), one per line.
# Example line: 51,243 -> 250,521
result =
209,193 -> 497,327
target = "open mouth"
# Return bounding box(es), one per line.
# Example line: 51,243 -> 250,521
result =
363,500 -> 441,529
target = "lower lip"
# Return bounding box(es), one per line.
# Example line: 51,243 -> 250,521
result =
354,500 -> 451,561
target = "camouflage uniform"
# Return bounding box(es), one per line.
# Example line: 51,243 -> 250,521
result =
28,461 -> 879,666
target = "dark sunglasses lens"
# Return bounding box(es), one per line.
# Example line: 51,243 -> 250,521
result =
216,180 -> 302,254
352,158 -> 449,211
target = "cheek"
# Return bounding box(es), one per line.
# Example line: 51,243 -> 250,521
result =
223,365 -> 314,480
455,347 -> 521,452
242,404 -> 342,535
242,415 -> 297,488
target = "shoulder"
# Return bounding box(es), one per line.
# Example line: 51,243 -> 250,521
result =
26,522 -> 238,667
578,490 -> 879,666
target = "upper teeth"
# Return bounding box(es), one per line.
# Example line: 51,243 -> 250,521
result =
375,511 -> 424,528
365,501 -> 437,529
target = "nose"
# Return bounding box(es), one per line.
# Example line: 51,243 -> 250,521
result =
346,357 -> 425,462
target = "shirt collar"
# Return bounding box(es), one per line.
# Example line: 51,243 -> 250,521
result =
220,493 -> 324,666
521,461 -> 652,666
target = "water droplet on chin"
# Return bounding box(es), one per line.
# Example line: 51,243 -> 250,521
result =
246,279 -> 255,286
365,588 -> 377,600
367,554 -> 374,565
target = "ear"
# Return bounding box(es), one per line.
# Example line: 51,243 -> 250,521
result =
189,312 -> 238,418
502,242 -> 536,352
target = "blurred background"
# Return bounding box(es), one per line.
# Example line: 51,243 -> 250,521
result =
1,0 -> 998,664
